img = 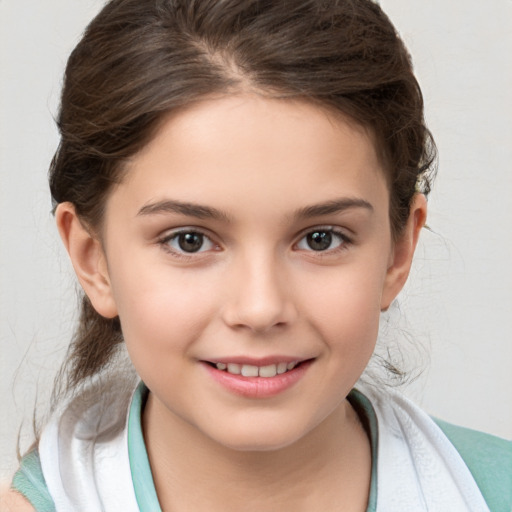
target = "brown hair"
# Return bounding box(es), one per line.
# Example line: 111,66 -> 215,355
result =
49,0 -> 436,393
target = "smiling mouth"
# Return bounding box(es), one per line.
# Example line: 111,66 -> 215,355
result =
203,359 -> 313,397
206,361 -> 307,378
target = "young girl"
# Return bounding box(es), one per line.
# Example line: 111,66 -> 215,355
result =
4,0 -> 511,510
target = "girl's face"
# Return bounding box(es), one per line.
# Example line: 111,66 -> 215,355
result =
83,95 -> 422,450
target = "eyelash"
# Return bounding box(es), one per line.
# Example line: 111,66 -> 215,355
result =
158,228 -> 219,260
294,227 -> 352,255
157,226 -> 352,260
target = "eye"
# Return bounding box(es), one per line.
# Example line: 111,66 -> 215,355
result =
296,228 -> 349,252
161,230 -> 216,254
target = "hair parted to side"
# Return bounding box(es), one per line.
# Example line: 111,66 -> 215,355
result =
49,0 -> 436,394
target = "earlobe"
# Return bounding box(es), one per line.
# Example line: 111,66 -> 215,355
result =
381,194 -> 427,311
55,202 -> 118,319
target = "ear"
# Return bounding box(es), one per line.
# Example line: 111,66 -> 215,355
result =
381,194 -> 427,311
56,202 -> 118,318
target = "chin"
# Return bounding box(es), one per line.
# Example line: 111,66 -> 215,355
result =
219,434 -> 302,453
203,415 -> 318,453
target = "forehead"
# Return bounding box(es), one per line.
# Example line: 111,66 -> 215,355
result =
111,94 -> 389,223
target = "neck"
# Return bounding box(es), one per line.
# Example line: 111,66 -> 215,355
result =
142,393 -> 371,511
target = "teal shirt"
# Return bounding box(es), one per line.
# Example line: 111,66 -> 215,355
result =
11,384 -> 512,511
432,417 -> 512,512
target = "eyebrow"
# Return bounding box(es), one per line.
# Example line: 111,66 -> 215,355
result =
137,197 -> 373,222
294,198 -> 374,219
137,199 -> 231,222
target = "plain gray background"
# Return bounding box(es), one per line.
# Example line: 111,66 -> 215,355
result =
1,0 -> 511,479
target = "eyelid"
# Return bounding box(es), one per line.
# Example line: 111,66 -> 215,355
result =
295,225 -> 352,241
293,225 -> 353,253
157,226 -> 221,258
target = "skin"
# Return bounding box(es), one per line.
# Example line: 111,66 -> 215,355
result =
56,95 -> 426,511
0,485 -> 34,512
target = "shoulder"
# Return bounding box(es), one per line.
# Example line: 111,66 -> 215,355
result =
434,418 -> 512,512
0,486 -> 35,512
434,418 -> 512,474
9,449 -> 56,512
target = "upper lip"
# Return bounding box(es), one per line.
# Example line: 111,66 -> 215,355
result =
202,356 -> 313,366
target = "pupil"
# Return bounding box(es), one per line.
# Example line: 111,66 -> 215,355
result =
178,232 -> 203,252
307,231 -> 332,251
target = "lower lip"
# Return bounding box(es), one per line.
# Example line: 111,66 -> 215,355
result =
202,360 -> 313,399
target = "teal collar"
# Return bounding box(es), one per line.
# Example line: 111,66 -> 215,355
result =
348,388 -> 379,512
128,382 -> 162,511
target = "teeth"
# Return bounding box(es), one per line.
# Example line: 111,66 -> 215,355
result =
277,362 -> 288,374
259,364 -> 277,378
241,364 -> 259,377
226,363 -> 241,374
215,361 -> 300,377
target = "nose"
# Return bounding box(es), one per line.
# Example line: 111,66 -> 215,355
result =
221,252 -> 297,333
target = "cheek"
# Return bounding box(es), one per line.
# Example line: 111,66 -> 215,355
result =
108,259 -> 220,363
299,262 -> 386,353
